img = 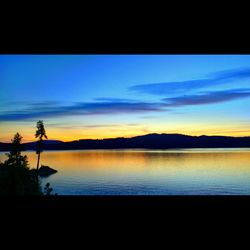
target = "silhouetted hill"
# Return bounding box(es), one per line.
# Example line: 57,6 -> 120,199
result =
0,134 -> 250,151
0,142 -> 11,151
0,140 -> 63,152
24,140 -> 63,147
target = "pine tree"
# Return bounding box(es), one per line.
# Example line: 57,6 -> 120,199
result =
5,133 -> 28,169
0,133 -> 42,195
35,120 -> 47,181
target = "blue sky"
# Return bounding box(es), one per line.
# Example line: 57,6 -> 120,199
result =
1,55 -> 250,142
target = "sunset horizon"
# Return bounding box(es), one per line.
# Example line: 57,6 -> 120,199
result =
1,55 -> 250,143
2,130 -> 250,144
1,54 -> 250,196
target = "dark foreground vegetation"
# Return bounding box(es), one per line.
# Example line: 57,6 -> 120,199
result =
0,121 -> 57,195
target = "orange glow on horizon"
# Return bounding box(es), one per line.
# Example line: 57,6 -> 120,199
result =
1,124 -> 250,143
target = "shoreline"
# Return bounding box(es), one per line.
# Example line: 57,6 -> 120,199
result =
1,147 -> 250,154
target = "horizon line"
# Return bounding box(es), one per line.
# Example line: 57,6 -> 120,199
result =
1,132 -> 250,144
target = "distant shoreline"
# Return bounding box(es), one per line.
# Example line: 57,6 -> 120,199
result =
1,133 -> 250,152
2,146 -> 250,153
1,147 -> 250,154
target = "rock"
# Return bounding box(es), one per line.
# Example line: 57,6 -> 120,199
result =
38,165 -> 58,177
29,165 -> 58,177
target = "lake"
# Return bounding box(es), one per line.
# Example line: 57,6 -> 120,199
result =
1,148 -> 250,195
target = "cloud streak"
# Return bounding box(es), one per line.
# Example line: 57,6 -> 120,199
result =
129,68 -> 250,95
46,123 -> 141,130
162,89 -> 250,107
1,88 -> 250,122
0,100 -> 163,121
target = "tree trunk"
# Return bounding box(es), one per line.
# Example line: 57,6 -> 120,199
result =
36,152 -> 40,170
36,152 -> 40,184
36,141 -> 41,184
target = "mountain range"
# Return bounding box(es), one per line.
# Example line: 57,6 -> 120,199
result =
1,133 -> 250,151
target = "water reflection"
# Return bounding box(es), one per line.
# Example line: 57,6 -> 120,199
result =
1,149 -> 250,195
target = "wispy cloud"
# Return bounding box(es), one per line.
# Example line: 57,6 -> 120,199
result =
46,123 -> 140,129
161,89 -> 250,107
209,68 -> 250,81
93,98 -> 134,102
26,101 -> 62,107
130,79 -> 212,95
79,124 -> 119,128
0,100 -> 163,121
1,88 -> 250,122
47,124 -> 121,129
129,68 -> 250,95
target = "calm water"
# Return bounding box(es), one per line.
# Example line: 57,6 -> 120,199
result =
1,148 -> 250,195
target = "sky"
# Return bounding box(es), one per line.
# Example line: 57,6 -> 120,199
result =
0,55 -> 250,142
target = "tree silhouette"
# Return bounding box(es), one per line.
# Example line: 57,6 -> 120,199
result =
35,120 -> 47,181
5,133 -> 29,194
0,133 -> 42,195
0,129 -> 56,195
5,133 -> 28,168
